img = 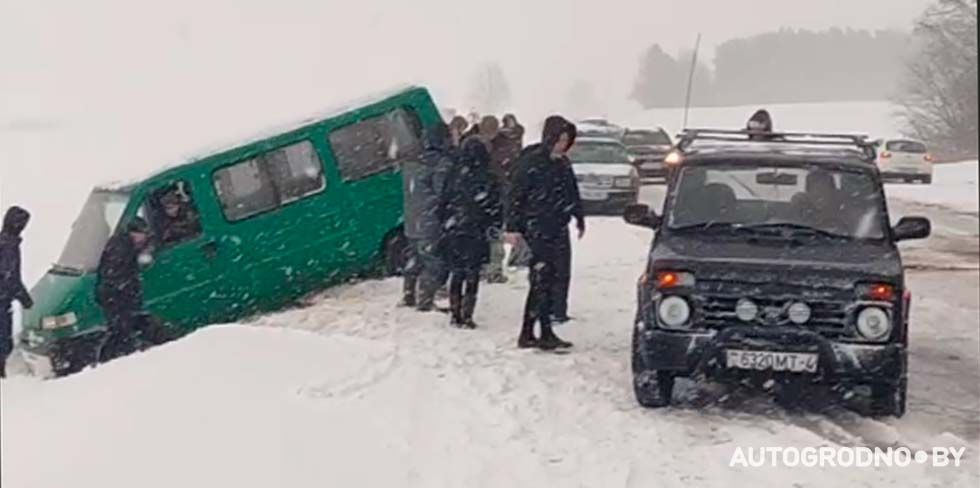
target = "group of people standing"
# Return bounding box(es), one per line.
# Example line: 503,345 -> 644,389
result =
401,113 -> 584,350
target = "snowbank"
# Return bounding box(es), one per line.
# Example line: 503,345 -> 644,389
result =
886,160 -> 979,215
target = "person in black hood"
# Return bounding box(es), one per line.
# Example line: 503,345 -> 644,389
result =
96,217 -> 152,362
438,133 -> 502,328
506,115 -> 583,350
746,109 -> 775,140
401,122 -> 455,311
0,206 -> 32,377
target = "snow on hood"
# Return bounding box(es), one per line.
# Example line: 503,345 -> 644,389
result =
572,163 -> 635,177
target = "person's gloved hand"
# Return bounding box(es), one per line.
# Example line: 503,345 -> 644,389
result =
21,294 -> 34,309
576,218 -> 586,240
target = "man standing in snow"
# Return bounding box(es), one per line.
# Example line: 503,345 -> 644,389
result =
507,116 -> 583,350
0,206 -> 33,377
402,122 -> 455,311
96,218 -> 152,362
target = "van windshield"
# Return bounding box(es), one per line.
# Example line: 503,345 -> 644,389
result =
56,191 -> 130,273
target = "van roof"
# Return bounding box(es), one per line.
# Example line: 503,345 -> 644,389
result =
96,84 -> 422,193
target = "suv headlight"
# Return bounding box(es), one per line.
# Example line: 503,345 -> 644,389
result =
856,307 -> 891,340
657,296 -> 691,329
41,312 -> 78,330
614,176 -> 633,188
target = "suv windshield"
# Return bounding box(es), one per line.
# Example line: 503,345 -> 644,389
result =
668,165 -> 886,239
56,191 -> 130,273
569,143 -> 630,164
624,131 -> 671,147
885,140 -> 927,153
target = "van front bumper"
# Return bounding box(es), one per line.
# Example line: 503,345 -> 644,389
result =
636,324 -> 905,385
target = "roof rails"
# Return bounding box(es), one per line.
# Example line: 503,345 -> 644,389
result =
676,128 -> 877,161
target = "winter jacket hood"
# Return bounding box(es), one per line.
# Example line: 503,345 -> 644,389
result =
541,116 -> 577,152
1,206 -> 30,237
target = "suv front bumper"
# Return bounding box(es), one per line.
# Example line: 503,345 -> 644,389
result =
636,325 -> 905,385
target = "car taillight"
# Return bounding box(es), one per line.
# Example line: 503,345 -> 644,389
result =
858,282 -> 896,301
880,151 -> 892,159
924,153 -> 934,162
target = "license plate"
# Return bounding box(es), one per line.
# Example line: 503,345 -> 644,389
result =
725,350 -> 818,373
580,189 -> 608,201
642,162 -> 662,169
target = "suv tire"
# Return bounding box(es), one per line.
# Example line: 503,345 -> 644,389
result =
632,327 -> 674,408
869,379 -> 907,418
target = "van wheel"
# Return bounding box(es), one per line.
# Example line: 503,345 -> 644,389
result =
50,334 -> 103,377
632,327 -> 674,408
383,230 -> 408,276
869,380 -> 907,418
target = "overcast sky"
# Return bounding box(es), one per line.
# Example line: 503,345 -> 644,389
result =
1,0 -> 933,122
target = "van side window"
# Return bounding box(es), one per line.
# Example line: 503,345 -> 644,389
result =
328,107 -> 423,181
264,141 -> 325,202
147,181 -> 203,246
214,158 -> 279,221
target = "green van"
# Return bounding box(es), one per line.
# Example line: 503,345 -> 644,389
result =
20,86 -> 440,376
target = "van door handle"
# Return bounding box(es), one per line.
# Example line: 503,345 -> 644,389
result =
200,240 -> 218,259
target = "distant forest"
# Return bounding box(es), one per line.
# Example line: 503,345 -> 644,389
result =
631,28 -> 912,108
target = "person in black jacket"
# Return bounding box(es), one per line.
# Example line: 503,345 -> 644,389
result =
438,135 -> 502,328
96,218 -> 152,362
507,116 -> 584,350
0,206 -> 33,377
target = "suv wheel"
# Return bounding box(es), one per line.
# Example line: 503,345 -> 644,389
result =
869,380 -> 907,418
632,327 -> 674,408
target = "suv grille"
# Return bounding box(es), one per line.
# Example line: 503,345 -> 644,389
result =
692,280 -> 852,337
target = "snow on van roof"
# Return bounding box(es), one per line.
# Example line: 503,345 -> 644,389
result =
97,84 -> 419,191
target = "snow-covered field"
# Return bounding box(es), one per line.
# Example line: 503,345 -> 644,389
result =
886,161 -> 980,215
4,216 -> 977,487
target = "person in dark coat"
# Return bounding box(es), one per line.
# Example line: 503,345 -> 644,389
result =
157,191 -> 202,246
507,116 -> 584,350
96,218 -> 152,362
746,109 -> 776,140
401,122 -> 455,311
438,135 -> 502,328
0,206 -> 33,377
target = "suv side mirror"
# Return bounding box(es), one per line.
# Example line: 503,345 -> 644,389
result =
624,203 -> 661,230
892,216 -> 931,241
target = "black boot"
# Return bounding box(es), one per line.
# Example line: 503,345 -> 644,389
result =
538,326 -> 573,350
517,320 -> 538,348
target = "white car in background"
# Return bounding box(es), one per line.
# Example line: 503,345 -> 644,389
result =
568,137 -> 640,215
875,138 -> 934,184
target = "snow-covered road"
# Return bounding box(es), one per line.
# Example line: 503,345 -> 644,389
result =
3,181 -> 977,487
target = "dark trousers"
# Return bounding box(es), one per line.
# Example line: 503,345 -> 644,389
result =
99,308 -> 145,363
403,238 -> 446,308
448,267 -> 481,324
0,300 -> 12,377
520,237 -> 561,339
552,230 -> 572,318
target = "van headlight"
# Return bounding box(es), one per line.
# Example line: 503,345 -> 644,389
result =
657,296 -> 691,329
41,312 -> 78,330
614,176 -> 634,188
856,307 -> 891,341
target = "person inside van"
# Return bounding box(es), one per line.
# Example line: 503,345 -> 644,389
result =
157,189 -> 202,246
1,206 -> 33,378
97,218 -> 152,362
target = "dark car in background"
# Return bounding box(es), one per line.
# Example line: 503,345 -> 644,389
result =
623,128 -> 673,179
568,137 -> 640,215
624,129 -> 931,417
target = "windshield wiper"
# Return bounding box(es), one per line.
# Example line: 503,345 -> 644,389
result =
736,223 -> 852,240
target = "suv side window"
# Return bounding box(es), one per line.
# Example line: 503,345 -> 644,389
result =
213,140 -> 326,221
328,107 -> 423,181
147,180 -> 203,247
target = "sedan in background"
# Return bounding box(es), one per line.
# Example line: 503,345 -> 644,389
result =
623,128 -> 673,179
876,138 -> 934,184
568,138 -> 640,215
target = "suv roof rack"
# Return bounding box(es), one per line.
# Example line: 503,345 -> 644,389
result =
676,128 -> 877,161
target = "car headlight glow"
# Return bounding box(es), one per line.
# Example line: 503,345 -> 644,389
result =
657,296 -> 691,329
614,176 -> 633,188
788,302 -> 811,324
735,298 -> 758,322
856,307 -> 891,340
41,312 -> 78,330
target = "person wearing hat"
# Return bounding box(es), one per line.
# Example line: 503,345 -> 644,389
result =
0,206 -> 33,377
96,217 -> 153,362
157,189 -> 201,246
